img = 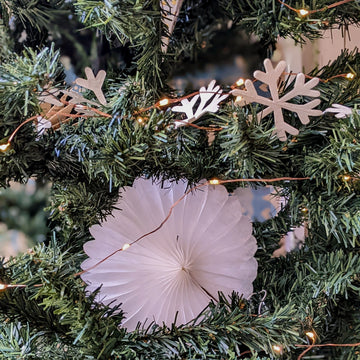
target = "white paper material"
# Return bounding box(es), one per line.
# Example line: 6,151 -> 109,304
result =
81,178 -> 258,331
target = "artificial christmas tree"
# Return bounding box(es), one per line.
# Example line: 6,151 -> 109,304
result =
1,1 -> 360,359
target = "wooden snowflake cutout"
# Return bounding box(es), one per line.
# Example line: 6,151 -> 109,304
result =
231,59 -> 322,141
172,80 -> 228,128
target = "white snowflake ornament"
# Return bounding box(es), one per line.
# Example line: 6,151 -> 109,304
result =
172,80 -> 228,128
81,178 -> 257,331
231,59 -> 322,141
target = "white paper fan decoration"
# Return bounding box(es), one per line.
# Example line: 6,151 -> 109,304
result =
81,178 -> 258,331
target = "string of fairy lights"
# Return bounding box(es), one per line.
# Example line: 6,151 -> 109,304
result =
0,68 -> 357,152
0,0 -> 356,149
0,0 -> 359,356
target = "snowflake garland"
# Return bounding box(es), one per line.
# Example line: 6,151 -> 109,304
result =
35,60 -> 330,142
231,59 -> 322,141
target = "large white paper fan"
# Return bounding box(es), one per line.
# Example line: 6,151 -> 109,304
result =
81,178 -> 258,331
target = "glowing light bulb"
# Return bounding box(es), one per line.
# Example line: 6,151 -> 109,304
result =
209,179 -> 220,185
301,207 -> 308,214
236,78 -> 245,86
159,98 -> 169,106
343,175 -> 351,181
272,345 -> 282,354
346,73 -> 355,80
298,8 -> 309,16
235,96 -> 243,103
122,243 -> 131,251
305,331 -> 316,343
0,143 -> 10,151
137,117 -> 143,123
0,283 -> 7,290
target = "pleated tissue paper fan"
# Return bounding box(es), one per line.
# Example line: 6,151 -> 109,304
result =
81,178 -> 258,331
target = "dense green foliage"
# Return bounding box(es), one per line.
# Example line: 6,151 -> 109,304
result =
1,0 -> 360,359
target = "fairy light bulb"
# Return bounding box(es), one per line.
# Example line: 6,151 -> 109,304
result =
159,98 -> 169,107
122,243 -> 131,251
209,179 -> 220,185
298,8 -> 309,16
235,95 -> 243,103
305,331 -> 316,343
236,78 -> 245,86
272,345 -> 282,354
301,207 -> 309,214
343,175 -> 351,181
137,117 -> 143,124
0,283 -> 7,290
0,143 -> 10,151
346,73 -> 355,80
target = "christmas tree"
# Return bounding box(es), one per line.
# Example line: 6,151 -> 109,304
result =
1,0 -> 360,359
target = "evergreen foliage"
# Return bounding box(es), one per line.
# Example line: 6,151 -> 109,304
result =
0,0 -> 360,358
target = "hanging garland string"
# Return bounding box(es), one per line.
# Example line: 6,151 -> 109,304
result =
0,68 -> 356,152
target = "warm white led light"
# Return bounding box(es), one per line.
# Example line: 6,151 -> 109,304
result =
236,78 -> 245,86
0,143 -> 10,151
122,243 -> 131,251
159,98 -> 169,106
298,8 -> 309,16
209,179 -> 220,185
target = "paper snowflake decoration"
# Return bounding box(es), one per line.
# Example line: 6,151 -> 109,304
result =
324,104 -> 353,118
231,59 -> 322,141
81,178 -> 257,331
172,80 -> 228,128
36,68 -> 107,133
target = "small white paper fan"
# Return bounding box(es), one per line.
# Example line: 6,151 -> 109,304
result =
81,178 -> 258,331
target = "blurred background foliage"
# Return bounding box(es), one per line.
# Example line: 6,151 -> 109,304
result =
0,180 -> 49,259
